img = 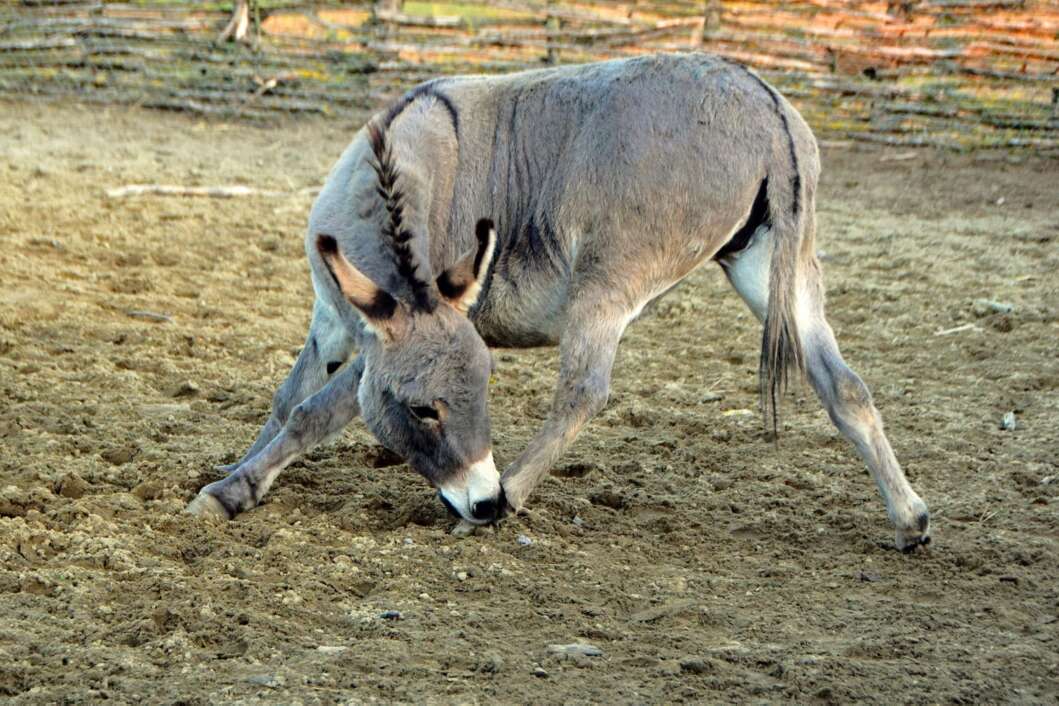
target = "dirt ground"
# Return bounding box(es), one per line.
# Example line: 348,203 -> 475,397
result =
0,99 -> 1056,704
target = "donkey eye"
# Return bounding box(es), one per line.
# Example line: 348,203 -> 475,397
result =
409,404 -> 440,422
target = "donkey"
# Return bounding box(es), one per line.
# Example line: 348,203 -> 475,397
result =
187,53 -> 931,551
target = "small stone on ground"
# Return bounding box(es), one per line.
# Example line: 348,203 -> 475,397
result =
547,643 -> 603,658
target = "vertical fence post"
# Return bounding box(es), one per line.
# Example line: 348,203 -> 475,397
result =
886,1 -> 916,21
252,0 -> 261,51
218,0 -> 251,44
373,0 -> 402,43
702,0 -> 721,43
546,0 -> 560,65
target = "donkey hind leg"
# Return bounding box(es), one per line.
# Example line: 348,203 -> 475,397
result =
721,231 -> 930,552
219,298 -> 357,473
801,297 -> 930,551
500,297 -> 634,514
187,355 -> 365,519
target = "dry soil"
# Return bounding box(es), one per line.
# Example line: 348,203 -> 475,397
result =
0,100 -> 1057,704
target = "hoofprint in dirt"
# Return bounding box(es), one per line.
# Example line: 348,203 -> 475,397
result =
0,100 -> 1056,703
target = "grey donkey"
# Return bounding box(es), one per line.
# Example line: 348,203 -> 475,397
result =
187,53 -> 931,552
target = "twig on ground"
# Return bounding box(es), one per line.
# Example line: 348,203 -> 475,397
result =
126,310 -> 173,323
105,184 -> 288,199
934,323 -> 982,336
879,151 -> 919,162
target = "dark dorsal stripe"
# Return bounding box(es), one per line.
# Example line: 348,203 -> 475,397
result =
383,80 -> 459,134
722,59 -> 802,221
715,178 -> 770,263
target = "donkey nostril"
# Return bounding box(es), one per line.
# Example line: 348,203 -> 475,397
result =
470,498 -> 498,521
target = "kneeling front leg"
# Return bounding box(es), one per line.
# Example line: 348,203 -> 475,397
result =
187,357 -> 364,519
501,308 -> 626,514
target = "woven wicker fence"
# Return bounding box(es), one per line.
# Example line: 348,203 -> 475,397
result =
2,1 -> 1057,150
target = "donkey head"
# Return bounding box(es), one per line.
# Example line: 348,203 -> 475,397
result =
316,123 -> 502,524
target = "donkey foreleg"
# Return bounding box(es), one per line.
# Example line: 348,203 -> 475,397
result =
187,356 -> 364,519
220,299 -> 357,473
501,306 -> 628,514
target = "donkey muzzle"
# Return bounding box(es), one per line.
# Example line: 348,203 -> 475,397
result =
437,452 -> 502,524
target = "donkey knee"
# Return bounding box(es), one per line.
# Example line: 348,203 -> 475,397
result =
285,402 -> 317,441
833,367 -> 873,411
559,375 -> 610,419
811,353 -> 876,427
577,375 -> 611,418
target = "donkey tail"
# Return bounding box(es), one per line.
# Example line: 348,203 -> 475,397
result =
759,107 -> 815,435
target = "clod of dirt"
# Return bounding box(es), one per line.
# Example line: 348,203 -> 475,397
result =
517,534 -> 533,546
152,607 -> 180,632
101,445 -> 139,465
168,380 -> 200,398
622,404 -> 653,428
451,520 -> 477,537
206,389 -> 231,403
628,599 -> 698,624
55,472 -> 88,499
532,666 -> 549,679
366,446 -> 404,468
0,485 -> 54,517
552,462 -> 595,478
679,658 -> 713,675
477,652 -> 504,674
20,573 -> 57,597
132,479 -> 166,501
246,674 -> 285,688
379,610 -> 402,620
989,314 -> 1015,332
589,488 -> 627,510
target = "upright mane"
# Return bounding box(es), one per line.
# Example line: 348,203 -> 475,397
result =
366,121 -> 436,312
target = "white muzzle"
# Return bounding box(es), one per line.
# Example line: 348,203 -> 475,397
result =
437,452 -> 502,523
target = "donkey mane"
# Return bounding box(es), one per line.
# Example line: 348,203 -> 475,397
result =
366,121 -> 437,313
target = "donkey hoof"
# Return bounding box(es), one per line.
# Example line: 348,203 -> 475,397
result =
186,492 -> 232,521
895,511 -> 931,553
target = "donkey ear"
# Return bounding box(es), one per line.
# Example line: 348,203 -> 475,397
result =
436,219 -> 496,315
316,234 -> 404,341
